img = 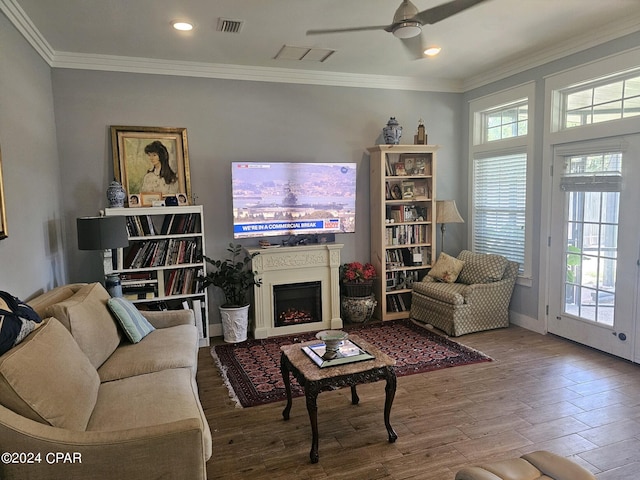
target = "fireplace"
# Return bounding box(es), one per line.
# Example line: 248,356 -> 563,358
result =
248,243 -> 343,339
274,281 -> 322,327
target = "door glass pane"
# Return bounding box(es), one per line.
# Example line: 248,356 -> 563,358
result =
561,153 -> 621,327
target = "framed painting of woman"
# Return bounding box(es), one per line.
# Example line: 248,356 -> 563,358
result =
111,126 -> 192,207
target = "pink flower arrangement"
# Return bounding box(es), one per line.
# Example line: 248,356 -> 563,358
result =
340,262 -> 377,284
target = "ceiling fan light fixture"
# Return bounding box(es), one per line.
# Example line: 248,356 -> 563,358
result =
171,20 -> 194,31
424,46 -> 441,57
391,21 -> 422,39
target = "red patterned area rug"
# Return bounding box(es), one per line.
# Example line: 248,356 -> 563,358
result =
211,319 -> 492,408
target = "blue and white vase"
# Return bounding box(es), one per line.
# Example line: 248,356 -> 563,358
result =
383,117 -> 402,145
106,180 -> 126,208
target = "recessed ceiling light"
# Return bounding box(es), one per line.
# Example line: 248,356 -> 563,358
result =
171,20 -> 194,31
424,46 -> 441,57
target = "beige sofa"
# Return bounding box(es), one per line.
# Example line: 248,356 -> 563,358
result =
0,282 -> 212,480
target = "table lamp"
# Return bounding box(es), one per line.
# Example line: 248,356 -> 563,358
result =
77,216 -> 129,297
436,200 -> 464,254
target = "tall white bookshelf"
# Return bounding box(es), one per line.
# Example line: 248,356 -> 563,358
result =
104,205 -> 209,346
368,145 -> 438,321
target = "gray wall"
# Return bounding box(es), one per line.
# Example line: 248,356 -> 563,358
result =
50,69 -> 464,326
0,12 -> 65,299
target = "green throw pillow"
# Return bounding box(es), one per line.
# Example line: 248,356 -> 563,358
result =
107,297 -> 155,343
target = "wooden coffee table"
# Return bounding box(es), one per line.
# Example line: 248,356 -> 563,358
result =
280,334 -> 397,463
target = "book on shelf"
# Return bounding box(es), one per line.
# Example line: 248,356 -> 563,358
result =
192,299 -> 204,339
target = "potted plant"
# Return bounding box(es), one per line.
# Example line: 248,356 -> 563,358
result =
340,261 -> 377,297
339,261 -> 378,323
200,243 -> 261,342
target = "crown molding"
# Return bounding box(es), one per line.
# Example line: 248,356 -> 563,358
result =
3,0 -> 640,94
0,0 -> 55,63
50,51 -> 462,93
462,12 -> 640,91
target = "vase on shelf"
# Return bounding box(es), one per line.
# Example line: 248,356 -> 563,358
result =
106,180 -> 126,208
383,117 -> 402,145
341,294 -> 377,324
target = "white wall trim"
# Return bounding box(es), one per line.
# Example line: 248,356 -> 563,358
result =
50,51 -> 462,92
0,0 -> 54,64
462,12 -> 640,91
510,311 -> 546,335
4,0 -> 640,93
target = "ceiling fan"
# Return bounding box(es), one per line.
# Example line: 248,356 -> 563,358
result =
307,0 -> 488,58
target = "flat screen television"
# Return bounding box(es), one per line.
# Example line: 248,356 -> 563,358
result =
231,162 -> 357,239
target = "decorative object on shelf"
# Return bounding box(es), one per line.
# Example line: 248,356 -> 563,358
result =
200,243 -> 262,343
76,215 -> 129,297
414,118 -> 427,145
383,117 -> 402,145
315,330 -> 349,359
106,180 -> 126,208
341,295 -> 377,324
110,125 -> 192,206
340,261 -> 377,297
436,200 -> 464,254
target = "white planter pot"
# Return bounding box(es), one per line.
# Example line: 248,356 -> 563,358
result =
219,304 -> 250,343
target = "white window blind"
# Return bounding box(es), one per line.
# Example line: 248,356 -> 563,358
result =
473,153 -> 527,269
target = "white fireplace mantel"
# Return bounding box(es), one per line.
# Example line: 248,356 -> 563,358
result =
248,243 -> 344,339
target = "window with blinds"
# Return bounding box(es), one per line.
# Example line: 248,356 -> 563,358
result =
473,153 -> 527,269
470,83 -> 534,278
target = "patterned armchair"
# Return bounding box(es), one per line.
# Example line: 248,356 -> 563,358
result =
410,250 -> 518,336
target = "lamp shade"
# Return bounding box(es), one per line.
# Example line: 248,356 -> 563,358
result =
77,216 -> 129,250
436,200 -> 464,224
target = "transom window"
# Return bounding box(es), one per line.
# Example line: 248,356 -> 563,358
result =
483,100 -> 528,142
562,72 -> 640,129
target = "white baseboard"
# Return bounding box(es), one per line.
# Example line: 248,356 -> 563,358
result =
208,322 -> 223,339
510,310 -> 547,335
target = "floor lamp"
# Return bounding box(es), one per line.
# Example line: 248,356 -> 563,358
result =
77,216 -> 129,297
436,200 -> 464,254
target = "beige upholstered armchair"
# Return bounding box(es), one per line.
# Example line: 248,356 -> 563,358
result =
410,250 -> 518,336
455,450 -> 596,480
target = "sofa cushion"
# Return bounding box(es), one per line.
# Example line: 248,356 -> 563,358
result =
44,282 -> 122,369
107,297 -> 155,343
87,368 -> 212,459
98,324 -> 198,382
428,252 -> 465,283
0,291 -> 43,355
27,283 -> 86,318
0,317 -> 99,430
457,250 -> 508,285
412,281 -> 467,305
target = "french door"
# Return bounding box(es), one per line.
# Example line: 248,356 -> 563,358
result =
548,136 -> 640,361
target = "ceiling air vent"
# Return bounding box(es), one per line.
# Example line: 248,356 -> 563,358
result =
217,18 -> 244,33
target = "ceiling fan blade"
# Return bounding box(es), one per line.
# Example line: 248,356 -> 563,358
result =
306,25 -> 391,35
400,34 -> 426,60
414,0 -> 488,25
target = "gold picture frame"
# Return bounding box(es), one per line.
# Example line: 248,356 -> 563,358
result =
0,146 -> 7,239
111,126 -> 191,207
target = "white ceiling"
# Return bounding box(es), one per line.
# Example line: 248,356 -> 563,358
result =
5,0 -> 640,92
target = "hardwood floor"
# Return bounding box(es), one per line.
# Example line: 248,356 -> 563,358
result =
196,325 -> 640,479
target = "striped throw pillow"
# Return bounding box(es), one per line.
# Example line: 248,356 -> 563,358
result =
107,297 -> 155,343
